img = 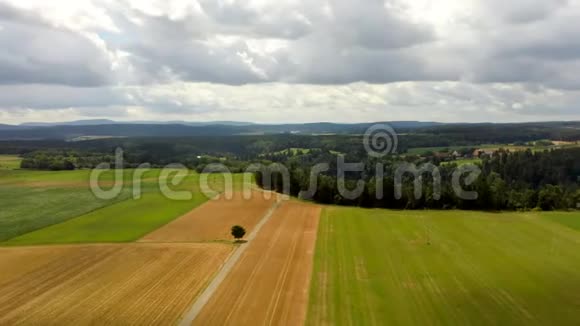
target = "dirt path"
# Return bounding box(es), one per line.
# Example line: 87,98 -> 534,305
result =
191,201 -> 321,326
178,195 -> 282,326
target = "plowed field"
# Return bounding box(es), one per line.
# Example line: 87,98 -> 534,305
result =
0,243 -> 232,325
140,190 -> 277,243
192,201 -> 321,325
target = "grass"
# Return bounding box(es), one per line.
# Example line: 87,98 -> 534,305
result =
266,147 -> 313,156
406,142 -> 580,156
3,190 -> 208,245
307,207 -> 580,325
0,155 -> 22,170
543,212 -> 580,231
441,158 -> 482,166
0,186 -> 131,242
0,169 -> 169,242
0,168 -> 150,241
1,169 -> 251,245
406,145 -> 467,155
0,168 -> 165,185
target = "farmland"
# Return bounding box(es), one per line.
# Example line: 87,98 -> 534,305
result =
3,6 -> 580,324
406,140 -> 580,156
440,158 -> 482,166
2,163 -> 580,325
194,201 -> 321,325
0,155 -> 21,170
0,243 -> 232,325
0,167 -> 284,324
140,189 -> 278,243
307,207 -> 580,325
0,169 -> 233,245
0,169 -> 143,242
3,190 -> 210,245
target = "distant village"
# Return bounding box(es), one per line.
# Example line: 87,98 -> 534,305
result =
416,140 -> 580,163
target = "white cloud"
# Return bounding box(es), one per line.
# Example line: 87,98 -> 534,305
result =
0,0 -> 579,123
1,81 -> 578,124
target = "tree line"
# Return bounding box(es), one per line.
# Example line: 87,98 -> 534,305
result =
255,148 -> 580,211
8,134 -> 580,211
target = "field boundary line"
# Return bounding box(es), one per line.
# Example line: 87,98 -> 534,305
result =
178,194 -> 282,326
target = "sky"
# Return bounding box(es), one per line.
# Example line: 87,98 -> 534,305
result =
0,0 -> 579,124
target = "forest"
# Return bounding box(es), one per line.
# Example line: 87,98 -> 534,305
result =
3,122 -> 580,211
256,147 -> 580,211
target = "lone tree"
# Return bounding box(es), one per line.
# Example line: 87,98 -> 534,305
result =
231,225 -> 246,240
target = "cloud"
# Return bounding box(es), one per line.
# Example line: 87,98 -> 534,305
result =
2,0 -> 579,87
479,0 -> 569,24
0,2 -> 116,86
0,0 -> 579,123
3,81 -> 577,124
0,84 -> 128,108
111,0 -> 436,85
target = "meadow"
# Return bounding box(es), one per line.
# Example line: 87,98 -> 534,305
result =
0,185 -> 131,242
440,158 -> 482,166
0,165 -> 274,324
0,167 -> 130,241
406,141 -> 580,156
3,160 -> 580,324
0,155 -> 21,170
308,207 -> 580,325
0,167 -> 248,245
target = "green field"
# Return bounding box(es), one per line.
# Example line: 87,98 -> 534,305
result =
0,169 -> 248,245
406,145 -> 469,155
3,190 -> 208,245
0,155 -> 22,170
0,185 -> 131,242
0,169 -> 149,241
265,147 -> 313,156
407,141 -> 580,156
308,207 -> 580,325
543,212 -> 580,231
0,168 -> 164,185
441,158 -> 482,166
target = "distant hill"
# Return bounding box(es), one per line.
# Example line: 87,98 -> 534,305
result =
19,119 -> 256,127
0,121 -> 441,140
1,120 -> 578,141
180,121 -> 256,126
20,119 -> 117,127
0,124 -> 20,130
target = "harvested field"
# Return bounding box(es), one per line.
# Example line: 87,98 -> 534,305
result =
140,190 -> 278,243
192,201 -> 321,326
0,243 -> 233,325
